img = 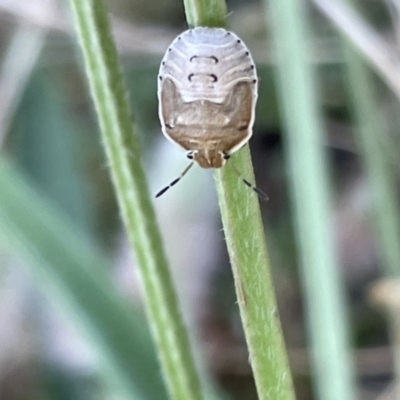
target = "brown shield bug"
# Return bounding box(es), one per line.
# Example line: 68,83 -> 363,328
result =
156,27 -> 265,199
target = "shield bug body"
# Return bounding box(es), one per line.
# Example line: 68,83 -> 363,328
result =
156,27 -> 261,197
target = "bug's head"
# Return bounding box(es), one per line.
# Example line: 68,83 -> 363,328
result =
187,150 -> 230,168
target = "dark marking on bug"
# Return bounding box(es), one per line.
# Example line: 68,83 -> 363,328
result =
190,55 -> 219,63
209,74 -> 218,82
188,73 -> 194,81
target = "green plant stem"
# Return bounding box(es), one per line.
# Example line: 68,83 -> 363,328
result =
69,1 -> 204,400
216,147 -> 295,400
183,1 -> 295,399
183,0 -> 227,28
267,1 -> 357,400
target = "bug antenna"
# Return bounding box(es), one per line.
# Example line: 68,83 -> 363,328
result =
228,162 -> 268,201
155,162 -> 194,198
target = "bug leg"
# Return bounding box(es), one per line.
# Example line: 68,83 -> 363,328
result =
228,161 -> 268,201
242,179 -> 269,201
155,162 -> 194,198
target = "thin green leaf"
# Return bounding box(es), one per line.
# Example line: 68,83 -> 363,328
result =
267,0 -> 357,399
68,0 -> 205,399
341,12 -> 400,278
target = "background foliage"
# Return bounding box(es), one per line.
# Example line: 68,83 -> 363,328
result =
0,0 -> 399,399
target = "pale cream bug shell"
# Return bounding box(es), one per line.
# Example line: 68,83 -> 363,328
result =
157,27 -> 258,169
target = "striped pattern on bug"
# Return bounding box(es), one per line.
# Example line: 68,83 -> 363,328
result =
157,27 -> 258,169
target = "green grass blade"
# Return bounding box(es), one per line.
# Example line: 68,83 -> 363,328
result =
182,1 -> 295,399
341,25 -> 400,278
15,73 -> 94,235
183,0 -> 227,28
68,1 -> 205,399
340,4 -> 400,396
0,25 -> 45,145
215,148 -> 295,400
267,0 -> 357,399
0,158 -> 165,400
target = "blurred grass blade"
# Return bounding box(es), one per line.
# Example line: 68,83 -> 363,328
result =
340,3 -> 400,395
182,1 -> 295,399
267,0 -> 357,399
15,72 -> 95,235
0,25 -> 45,147
341,14 -> 400,278
312,0 -> 400,100
69,0 -> 206,399
0,158 -> 166,400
